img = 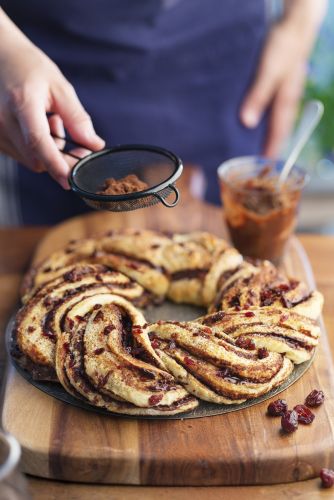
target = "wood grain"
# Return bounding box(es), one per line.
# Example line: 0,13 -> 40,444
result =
28,477 -> 334,500
2,202 -> 334,487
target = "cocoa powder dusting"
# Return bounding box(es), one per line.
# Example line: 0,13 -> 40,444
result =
97,174 -> 148,196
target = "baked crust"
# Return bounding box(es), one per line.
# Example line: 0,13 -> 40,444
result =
14,229 -> 323,416
209,260 -> 323,320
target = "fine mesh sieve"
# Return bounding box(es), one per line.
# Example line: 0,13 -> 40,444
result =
54,134 -> 183,212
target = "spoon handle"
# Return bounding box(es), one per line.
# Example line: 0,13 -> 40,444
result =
278,100 -> 324,188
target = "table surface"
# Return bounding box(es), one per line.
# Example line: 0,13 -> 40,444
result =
0,226 -> 333,499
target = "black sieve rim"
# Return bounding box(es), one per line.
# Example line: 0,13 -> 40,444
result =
69,144 -> 183,202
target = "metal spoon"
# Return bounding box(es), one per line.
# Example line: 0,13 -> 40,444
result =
278,100 -> 324,188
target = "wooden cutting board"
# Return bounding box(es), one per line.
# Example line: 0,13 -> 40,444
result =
2,199 -> 334,486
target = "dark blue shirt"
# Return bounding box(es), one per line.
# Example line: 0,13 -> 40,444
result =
2,0 -> 268,224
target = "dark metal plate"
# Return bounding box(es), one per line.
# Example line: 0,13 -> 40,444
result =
6,302 -> 314,420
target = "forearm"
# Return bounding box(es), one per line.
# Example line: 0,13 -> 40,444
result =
0,7 -> 48,78
0,7 -> 104,187
283,0 -> 327,28
281,0 -> 327,55
241,0 -> 326,156
0,8 -> 33,53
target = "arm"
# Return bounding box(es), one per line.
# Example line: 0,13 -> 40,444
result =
0,8 -> 104,188
240,0 -> 327,158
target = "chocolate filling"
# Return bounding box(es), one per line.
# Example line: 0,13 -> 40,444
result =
213,275 -> 253,310
103,250 -> 166,275
171,268 -> 208,281
251,332 -> 314,351
202,311 -> 225,326
217,266 -> 241,290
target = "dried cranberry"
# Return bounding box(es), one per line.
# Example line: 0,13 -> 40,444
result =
278,283 -> 290,292
66,318 -> 74,330
93,310 -> 104,322
184,356 -> 196,367
267,399 -> 288,416
260,288 -> 275,306
133,329 -> 143,336
148,394 -> 163,406
235,336 -> 256,350
132,325 -> 143,335
94,348 -> 105,355
202,326 -> 212,334
63,342 -> 70,354
258,347 -> 269,359
103,325 -> 113,335
293,404 -> 315,424
305,389 -> 325,407
320,468 -> 334,488
128,262 -> 140,270
281,410 -> 298,433
151,339 -> 160,349
244,311 -> 255,318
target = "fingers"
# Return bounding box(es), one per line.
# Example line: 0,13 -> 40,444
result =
52,79 -> 105,152
263,64 -> 306,158
0,25 -> 103,189
48,113 -> 65,150
12,92 -> 71,188
239,21 -> 302,129
48,113 -> 91,168
1,112 -> 45,172
240,67 -> 281,129
3,81 -> 103,190
240,37 -> 287,129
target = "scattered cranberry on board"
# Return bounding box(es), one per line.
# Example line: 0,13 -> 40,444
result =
293,405 -> 315,424
305,389 -> 325,407
267,399 -> 288,417
320,468 -> 334,488
281,410 -> 298,433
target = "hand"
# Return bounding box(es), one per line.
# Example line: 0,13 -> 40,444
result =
0,9 -> 104,188
240,0 -> 327,158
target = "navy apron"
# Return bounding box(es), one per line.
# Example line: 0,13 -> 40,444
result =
2,0 -> 268,225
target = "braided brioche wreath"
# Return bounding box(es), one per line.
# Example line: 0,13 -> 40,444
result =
13,229 -> 323,416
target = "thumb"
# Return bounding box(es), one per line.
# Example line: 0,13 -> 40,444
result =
52,79 -> 105,150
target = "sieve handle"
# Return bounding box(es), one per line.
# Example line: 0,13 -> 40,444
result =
51,133 -> 93,160
153,184 -> 179,208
